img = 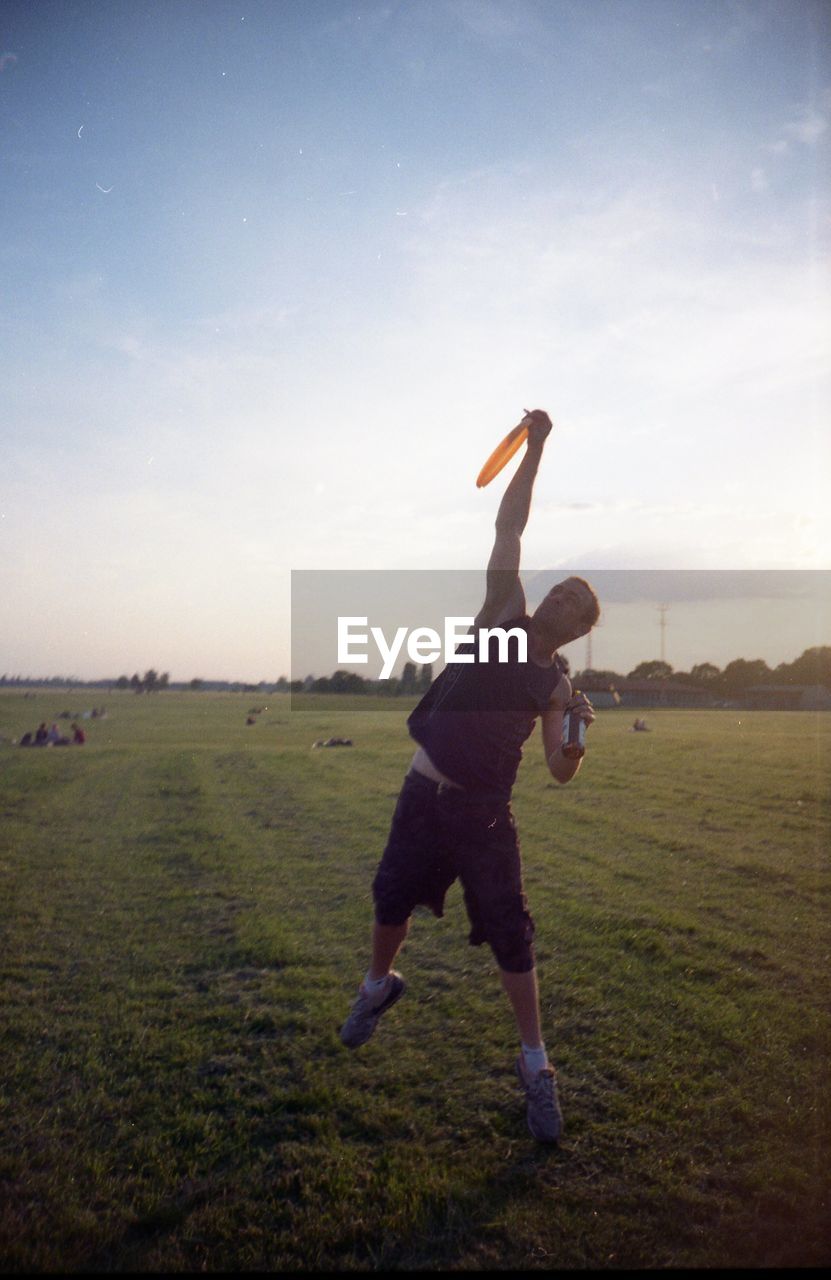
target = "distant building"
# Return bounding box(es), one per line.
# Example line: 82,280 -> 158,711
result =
619,679 -> 715,708
743,684 -> 831,711
576,677 -> 713,708
578,680 -> 831,710
573,678 -> 621,709
611,679 -> 714,708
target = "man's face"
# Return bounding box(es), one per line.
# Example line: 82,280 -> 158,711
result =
533,578 -> 595,646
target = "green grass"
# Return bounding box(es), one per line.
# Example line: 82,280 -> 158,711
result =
1,691 -> 829,1270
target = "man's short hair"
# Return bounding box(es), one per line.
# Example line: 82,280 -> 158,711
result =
572,576 -> 601,630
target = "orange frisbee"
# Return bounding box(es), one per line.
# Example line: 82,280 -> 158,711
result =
476,419 -> 530,488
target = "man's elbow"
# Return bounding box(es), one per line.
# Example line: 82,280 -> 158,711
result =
547,754 -> 579,784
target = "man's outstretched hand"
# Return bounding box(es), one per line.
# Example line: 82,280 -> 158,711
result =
523,409 -> 553,446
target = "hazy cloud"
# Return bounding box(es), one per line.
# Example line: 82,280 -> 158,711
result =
525,569 -> 831,606
783,107 -> 828,146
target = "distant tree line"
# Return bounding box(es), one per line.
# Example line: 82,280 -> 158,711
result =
108,665 -> 436,695
573,647 -> 831,698
0,674 -> 81,687
114,670 -> 170,694
275,661 -> 435,696
6,647 -> 828,696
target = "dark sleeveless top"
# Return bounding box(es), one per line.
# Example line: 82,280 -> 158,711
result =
407,616 -> 566,797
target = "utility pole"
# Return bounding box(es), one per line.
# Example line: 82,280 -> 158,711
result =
585,629 -> 593,673
657,603 -> 669,665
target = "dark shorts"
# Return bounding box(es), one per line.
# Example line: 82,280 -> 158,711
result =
372,770 -> 536,974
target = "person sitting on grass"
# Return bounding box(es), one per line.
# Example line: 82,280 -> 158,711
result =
339,409 -> 598,1145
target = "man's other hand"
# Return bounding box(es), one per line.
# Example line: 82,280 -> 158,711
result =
566,691 -> 595,727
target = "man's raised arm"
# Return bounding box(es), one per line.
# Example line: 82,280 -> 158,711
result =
476,410 -> 553,629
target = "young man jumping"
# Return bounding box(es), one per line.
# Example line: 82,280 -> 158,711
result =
339,410 -> 599,1143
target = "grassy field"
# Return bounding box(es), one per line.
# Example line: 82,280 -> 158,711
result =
0,689 -> 829,1271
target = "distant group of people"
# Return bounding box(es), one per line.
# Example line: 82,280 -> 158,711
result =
19,721 -> 86,747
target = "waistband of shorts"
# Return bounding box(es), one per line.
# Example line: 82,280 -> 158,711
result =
405,767 -> 460,794
404,768 -> 509,805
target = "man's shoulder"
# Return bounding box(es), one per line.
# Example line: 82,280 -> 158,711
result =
545,667 -> 572,708
493,613 -> 531,630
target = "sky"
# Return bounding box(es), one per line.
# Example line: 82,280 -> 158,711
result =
1,0 -> 829,682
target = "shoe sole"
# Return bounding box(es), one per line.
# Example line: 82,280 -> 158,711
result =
340,977 -> 406,1048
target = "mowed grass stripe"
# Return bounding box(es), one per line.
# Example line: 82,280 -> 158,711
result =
0,742 -> 325,1271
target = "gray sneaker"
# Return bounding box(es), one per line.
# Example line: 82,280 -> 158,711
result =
339,972 -> 406,1048
515,1056 -> 563,1143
